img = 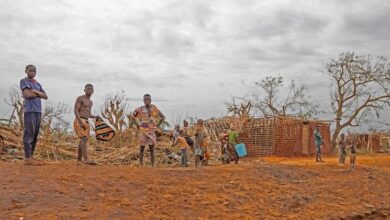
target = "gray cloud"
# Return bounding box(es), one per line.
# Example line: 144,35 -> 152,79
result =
0,0 -> 389,127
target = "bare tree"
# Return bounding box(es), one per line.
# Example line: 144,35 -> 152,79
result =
224,97 -> 252,131
101,91 -> 128,132
41,102 -> 70,142
226,97 -> 252,120
253,76 -> 319,118
326,52 -> 390,150
4,85 -> 24,128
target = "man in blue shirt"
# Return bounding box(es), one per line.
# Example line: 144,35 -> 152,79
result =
314,125 -> 324,162
20,65 -> 48,165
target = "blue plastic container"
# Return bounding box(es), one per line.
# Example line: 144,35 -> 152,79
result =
235,143 -> 247,157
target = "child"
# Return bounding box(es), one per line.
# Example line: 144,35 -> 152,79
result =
349,138 -> 357,170
227,126 -> 240,164
182,120 -> 194,153
172,124 -> 180,147
218,129 -> 229,164
20,65 -> 48,165
194,119 -> 207,167
338,133 -> 347,166
174,129 -> 189,167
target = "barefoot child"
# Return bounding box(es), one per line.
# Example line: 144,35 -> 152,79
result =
174,129 -> 189,167
218,129 -> 228,164
194,119 -> 207,168
349,138 -> 357,169
338,133 -> 347,166
172,124 -> 180,147
183,120 -> 194,153
227,125 -> 240,164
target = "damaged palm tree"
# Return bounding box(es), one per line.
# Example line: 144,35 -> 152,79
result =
99,92 -> 135,150
326,52 -> 390,150
226,97 -> 252,130
101,91 -> 128,132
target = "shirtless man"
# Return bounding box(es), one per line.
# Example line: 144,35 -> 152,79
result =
74,84 -> 98,165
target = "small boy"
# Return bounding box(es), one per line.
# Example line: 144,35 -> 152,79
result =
174,129 -> 189,167
349,138 -> 357,170
227,126 -> 240,164
218,129 -> 229,164
172,124 -> 180,147
338,133 -> 347,166
183,120 -> 194,152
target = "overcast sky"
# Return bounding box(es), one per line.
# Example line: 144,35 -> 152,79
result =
0,0 -> 389,128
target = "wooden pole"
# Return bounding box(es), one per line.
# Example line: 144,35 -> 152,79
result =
8,106 -> 16,126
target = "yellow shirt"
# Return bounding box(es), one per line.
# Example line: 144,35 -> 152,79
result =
177,136 -> 189,149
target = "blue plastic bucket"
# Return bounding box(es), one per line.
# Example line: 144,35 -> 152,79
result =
235,143 -> 247,157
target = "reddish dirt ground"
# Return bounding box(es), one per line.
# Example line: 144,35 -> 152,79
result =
1,154 -> 390,220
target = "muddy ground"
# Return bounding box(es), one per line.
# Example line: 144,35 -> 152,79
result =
1,154 -> 390,220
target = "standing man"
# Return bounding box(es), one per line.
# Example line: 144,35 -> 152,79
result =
132,94 -> 165,167
74,84 -> 98,165
314,125 -> 324,162
20,65 -> 48,165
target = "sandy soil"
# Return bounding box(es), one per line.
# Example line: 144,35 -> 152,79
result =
1,154 -> 390,220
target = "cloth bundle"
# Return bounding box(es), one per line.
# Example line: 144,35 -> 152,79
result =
95,117 -> 115,141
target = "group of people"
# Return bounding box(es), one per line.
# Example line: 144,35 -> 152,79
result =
338,133 -> 357,169
171,119 -> 241,167
314,126 -> 357,169
21,64 -> 112,166
20,64 -> 221,167
218,127 -> 240,165
19,64 -> 356,168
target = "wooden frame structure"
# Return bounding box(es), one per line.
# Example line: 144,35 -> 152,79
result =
204,116 -> 331,157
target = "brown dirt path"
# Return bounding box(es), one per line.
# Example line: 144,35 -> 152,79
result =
1,154 -> 390,219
